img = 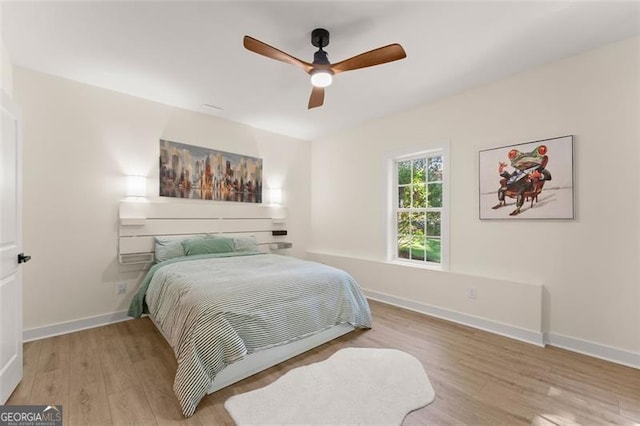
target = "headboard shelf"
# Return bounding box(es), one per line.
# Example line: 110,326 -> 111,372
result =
120,218 -> 146,226
120,200 -> 286,220
118,200 -> 289,265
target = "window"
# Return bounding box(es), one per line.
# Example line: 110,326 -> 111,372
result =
391,149 -> 446,268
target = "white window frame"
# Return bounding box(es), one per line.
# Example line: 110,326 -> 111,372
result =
386,143 -> 449,271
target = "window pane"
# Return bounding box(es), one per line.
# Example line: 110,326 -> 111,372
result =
426,211 -> 441,237
411,212 -> 425,236
410,235 -> 426,261
398,160 -> 411,185
397,212 -> 411,237
427,156 -> 443,181
398,234 -> 411,259
398,186 -> 411,208
427,183 -> 442,208
412,158 -> 426,183
413,184 -> 426,208
426,238 -> 441,263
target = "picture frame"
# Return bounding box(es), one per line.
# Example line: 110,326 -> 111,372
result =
159,139 -> 263,203
479,135 -> 574,219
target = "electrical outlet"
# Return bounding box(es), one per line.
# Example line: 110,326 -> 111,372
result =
467,287 -> 477,300
116,282 -> 127,295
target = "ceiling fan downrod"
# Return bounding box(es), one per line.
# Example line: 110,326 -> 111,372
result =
312,28 -> 330,65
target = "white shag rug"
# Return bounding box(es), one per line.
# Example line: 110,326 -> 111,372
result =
224,347 -> 435,425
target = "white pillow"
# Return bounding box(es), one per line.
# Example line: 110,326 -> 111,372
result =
232,235 -> 260,253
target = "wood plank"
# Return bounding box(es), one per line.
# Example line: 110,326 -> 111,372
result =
620,394 -> 640,422
134,356 -> 202,425
116,319 -> 165,365
108,385 -> 157,425
29,334 -> 70,407
69,329 -> 103,384
531,414 -> 560,426
35,334 -> 69,374
29,369 -> 69,407
95,324 -> 140,395
68,329 -> 112,426
68,380 -> 112,426
476,379 -> 538,422
425,380 -> 532,425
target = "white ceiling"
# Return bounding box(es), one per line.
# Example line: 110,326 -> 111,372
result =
3,1 -> 639,140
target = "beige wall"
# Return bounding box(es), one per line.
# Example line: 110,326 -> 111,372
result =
14,68 -> 311,330
310,37 -> 639,356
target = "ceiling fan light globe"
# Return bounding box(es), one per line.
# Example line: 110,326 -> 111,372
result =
310,71 -> 333,88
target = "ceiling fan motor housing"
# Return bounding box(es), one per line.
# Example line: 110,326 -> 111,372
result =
313,50 -> 330,65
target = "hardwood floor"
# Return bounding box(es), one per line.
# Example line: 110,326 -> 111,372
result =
7,300 -> 640,425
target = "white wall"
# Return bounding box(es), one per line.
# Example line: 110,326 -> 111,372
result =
14,68 -> 311,331
310,37 -> 639,359
1,35 -> 13,97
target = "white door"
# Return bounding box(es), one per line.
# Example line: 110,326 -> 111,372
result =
0,91 -> 25,404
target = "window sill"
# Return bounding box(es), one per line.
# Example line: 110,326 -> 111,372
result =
385,258 -> 445,272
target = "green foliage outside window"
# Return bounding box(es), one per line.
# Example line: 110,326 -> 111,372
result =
396,154 -> 443,264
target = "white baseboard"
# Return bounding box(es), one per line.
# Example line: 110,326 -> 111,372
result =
365,288 -> 639,369
544,332 -> 640,370
364,289 -> 545,347
23,310 -> 131,342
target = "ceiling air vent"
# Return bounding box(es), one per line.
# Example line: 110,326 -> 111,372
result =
200,104 -> 224,115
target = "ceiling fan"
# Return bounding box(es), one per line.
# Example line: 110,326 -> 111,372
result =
243,28 -> 407,109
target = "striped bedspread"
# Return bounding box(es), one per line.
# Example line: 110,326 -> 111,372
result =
129,253 -> 372,417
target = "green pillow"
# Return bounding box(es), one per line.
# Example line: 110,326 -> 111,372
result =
182,237 -> 235,256
154,235 -> 206,262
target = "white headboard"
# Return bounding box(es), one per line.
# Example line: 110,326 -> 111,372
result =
118,200 -> 288,265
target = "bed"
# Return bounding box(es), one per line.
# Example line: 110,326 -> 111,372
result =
127,238 -> 372,417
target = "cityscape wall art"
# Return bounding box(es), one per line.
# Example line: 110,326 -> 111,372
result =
159,139 -> 263,203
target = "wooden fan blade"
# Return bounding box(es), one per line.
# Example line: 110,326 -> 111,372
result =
308,86 -> 325,109
243,35 -> 313,73
330,43 -> 406,74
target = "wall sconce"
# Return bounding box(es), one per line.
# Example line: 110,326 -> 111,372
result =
126,175 -> 147,198
269,188 -> 282,205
